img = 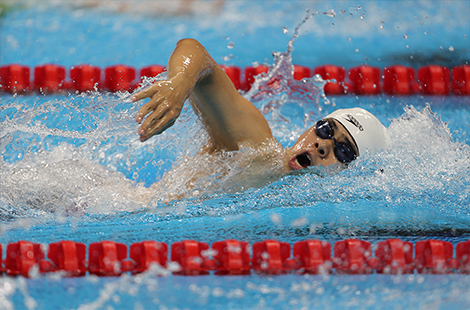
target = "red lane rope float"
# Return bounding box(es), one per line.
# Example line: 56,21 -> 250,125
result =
383,65 -> 417,95
375,239 -> 414,274
333,239 -> 378,274
314,65 -> 346,95
104,65 -> 136,93
252,240 -> 293,274
453,65 -> 470,95
0,64 -> 31,93
33,64 -> 68,93
0,64 -> 469,96
346,65 -> 382,95
70,65 -> 102,93
2,238 -> 470,277
418,65 -> 451,95
130,240 -> 168,275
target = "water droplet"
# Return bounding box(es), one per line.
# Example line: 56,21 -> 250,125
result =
449,46 -> 454,52
291,217 -> 307,227
270,213 -> 281,224
281,27 -> 288,34
323,9 -> 336,17
227,42 -> 235,49
403,34 -> 408,39
355,49 -> 359,52
340,9 -> 345,15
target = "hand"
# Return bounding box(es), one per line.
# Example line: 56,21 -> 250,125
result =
131,76 -> 189,142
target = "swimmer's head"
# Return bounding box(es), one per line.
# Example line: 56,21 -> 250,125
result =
286,107 -> 390,170
325,108 -> 391,156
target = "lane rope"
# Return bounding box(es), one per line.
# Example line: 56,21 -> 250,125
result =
2,238 -> 470,277
0,64 -> 469,96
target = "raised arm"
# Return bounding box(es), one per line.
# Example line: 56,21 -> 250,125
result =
131,38 -> 273,152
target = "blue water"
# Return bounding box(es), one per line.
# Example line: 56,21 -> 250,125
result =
1,1 -> 470,309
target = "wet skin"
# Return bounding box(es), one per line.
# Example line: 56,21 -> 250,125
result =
131,39 -> 358,175
285,119 -> 359,170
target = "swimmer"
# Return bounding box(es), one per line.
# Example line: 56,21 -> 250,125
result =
131,39 -> 390,173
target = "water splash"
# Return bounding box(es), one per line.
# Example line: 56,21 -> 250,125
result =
244,12 -> 329,144
0,14 -> 469,232
0,90 -> 197,217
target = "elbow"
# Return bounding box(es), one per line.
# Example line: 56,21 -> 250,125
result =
176,38 -> 203,49
175,38 -> 209,60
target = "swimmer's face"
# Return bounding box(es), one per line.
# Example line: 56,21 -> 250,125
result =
285,119 -> 359,170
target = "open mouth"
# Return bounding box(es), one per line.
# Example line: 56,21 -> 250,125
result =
296,152 -> 312,168
288,151 -> 313,171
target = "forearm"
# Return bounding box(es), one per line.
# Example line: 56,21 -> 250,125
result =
132,38 -> 273,148
165,39 -> 274,151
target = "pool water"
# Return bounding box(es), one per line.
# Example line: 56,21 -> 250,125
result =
1,1 -> 470,309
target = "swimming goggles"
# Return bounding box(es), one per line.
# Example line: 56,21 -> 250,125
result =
315,120 -> 358,164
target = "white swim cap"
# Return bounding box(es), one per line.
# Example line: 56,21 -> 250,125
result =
325,108 -> 391,155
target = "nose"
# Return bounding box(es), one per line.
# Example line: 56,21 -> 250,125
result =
314,140 -> 333,159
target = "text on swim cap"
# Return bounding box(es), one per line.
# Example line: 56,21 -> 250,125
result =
344,114 -> 364,131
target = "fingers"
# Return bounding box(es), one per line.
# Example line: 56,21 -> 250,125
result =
138,103 -> 181,141
131,79 -> 168,103
139,115 -> 177,142
133,81 -> 174,123
136,99 -> 158,124
131,79 -> 183,141
140,100 -> 170,130
135,87 -> 169,123
131,85 -> 156,102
